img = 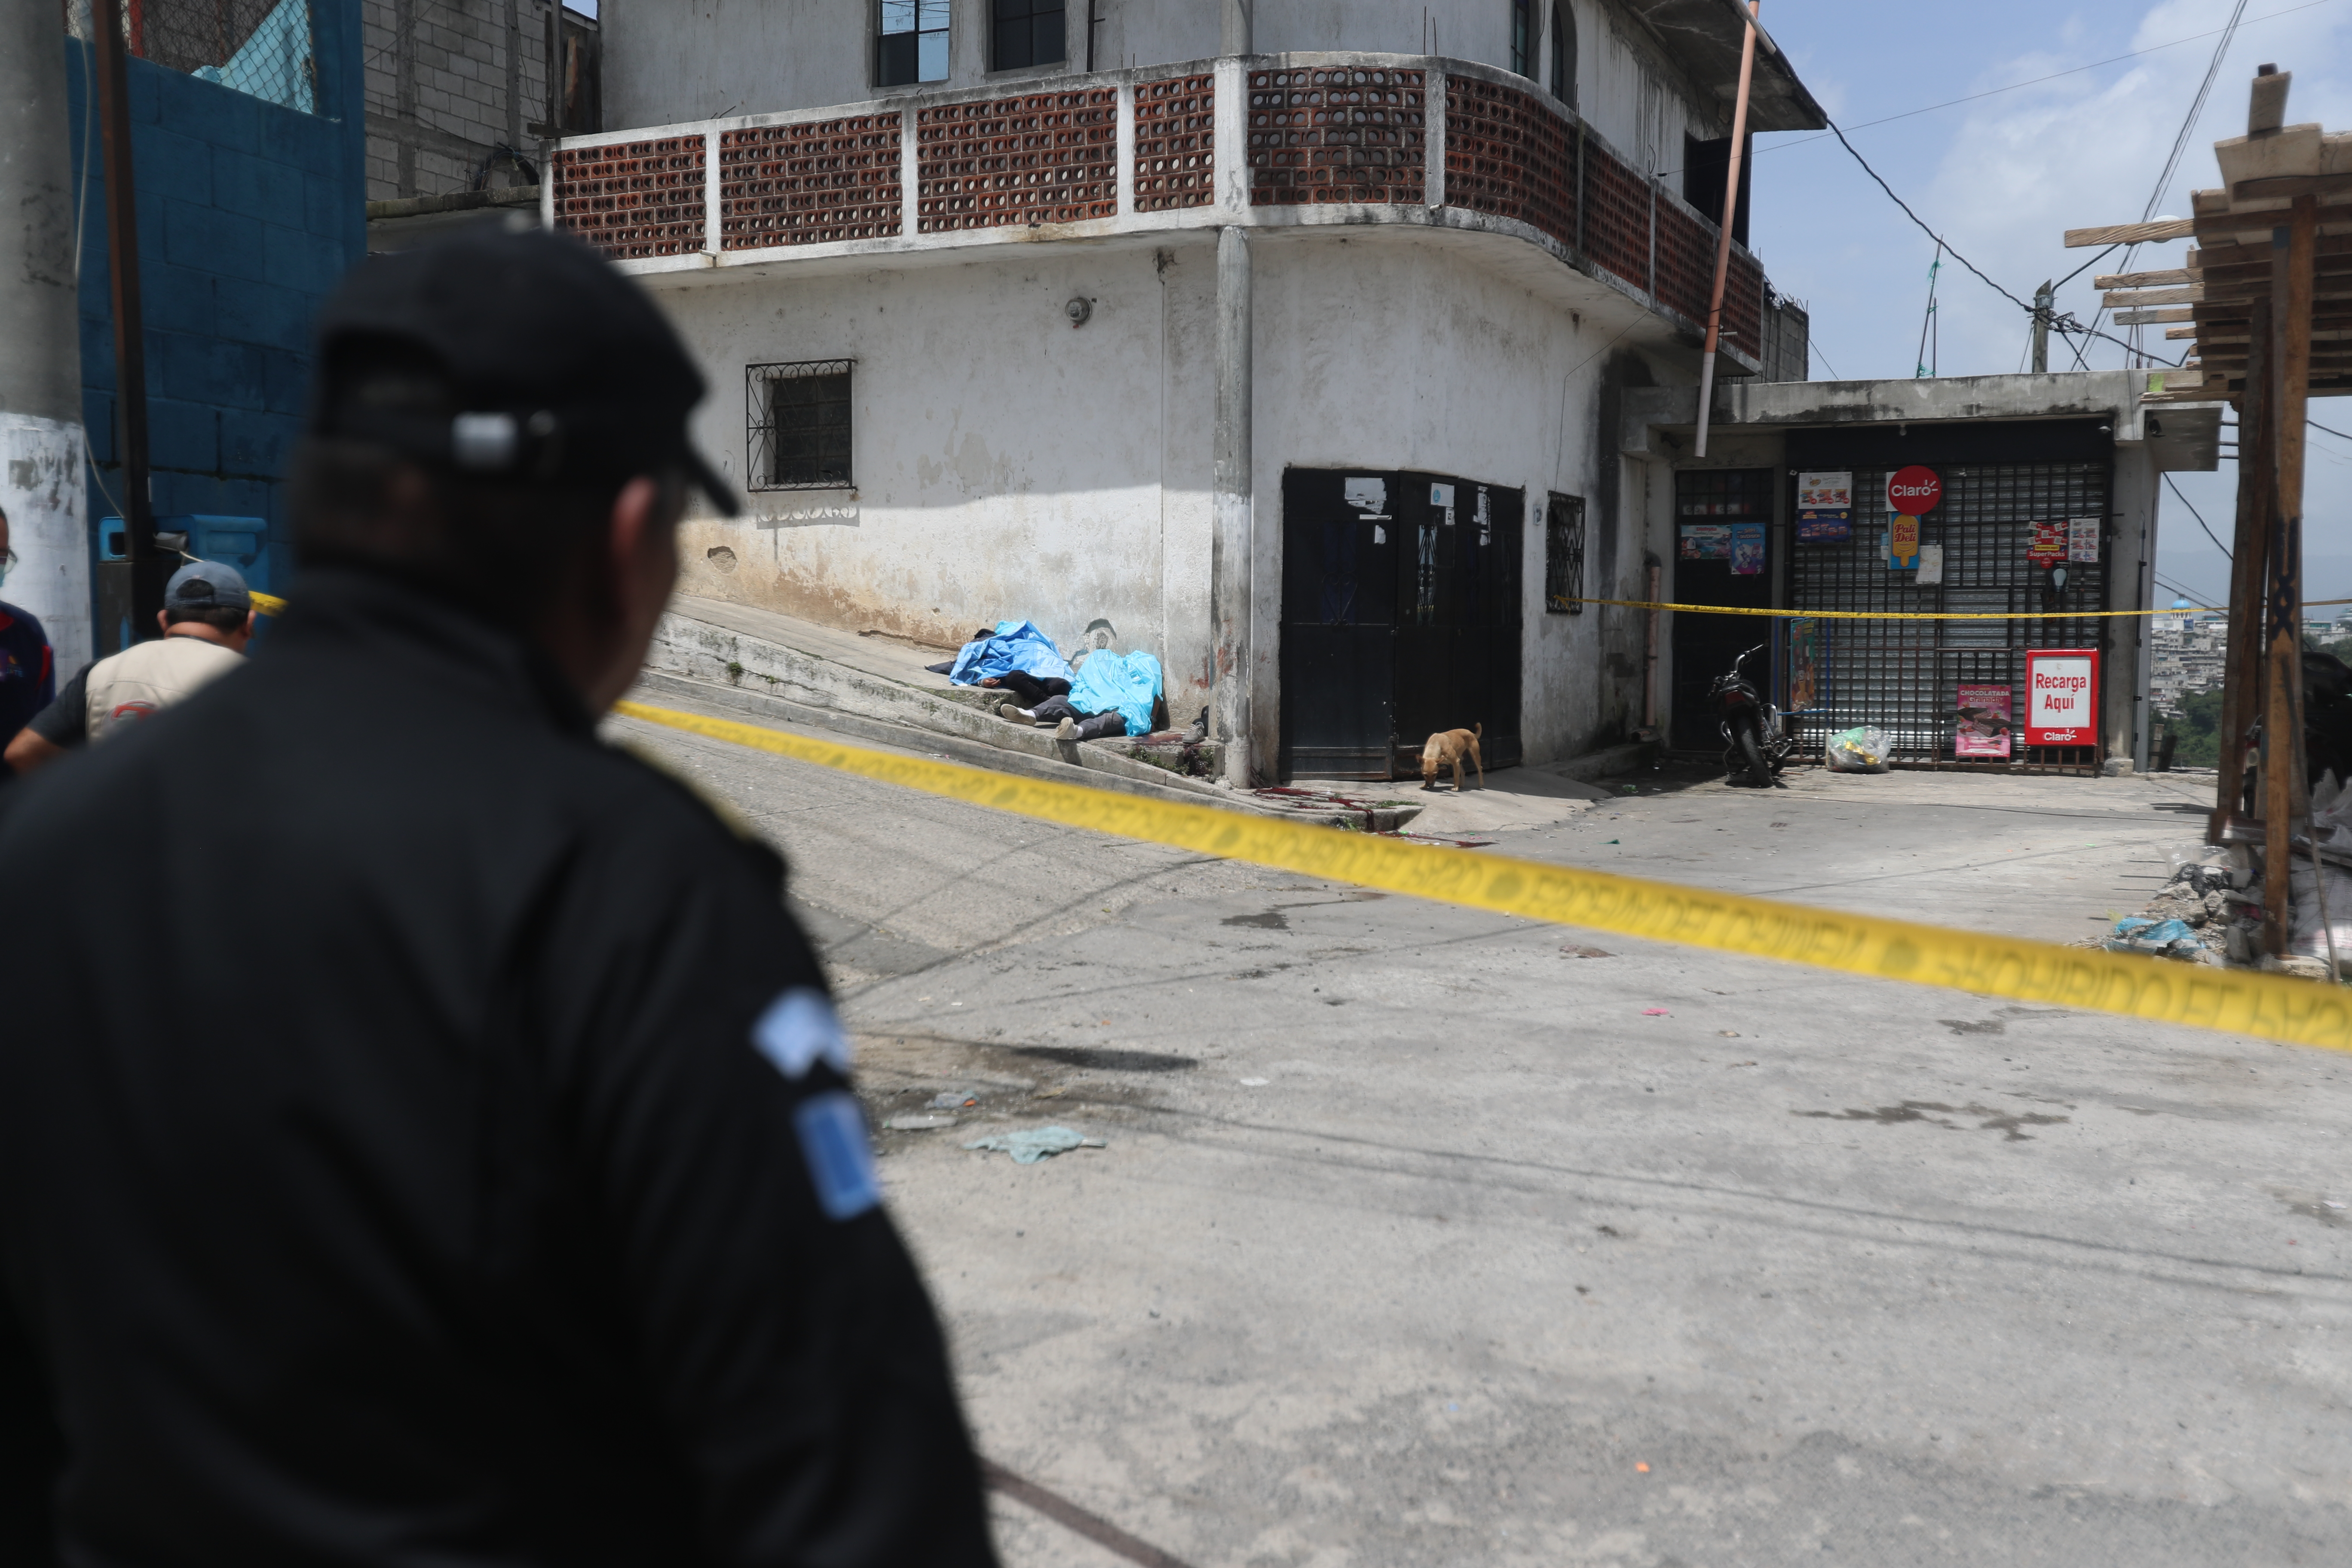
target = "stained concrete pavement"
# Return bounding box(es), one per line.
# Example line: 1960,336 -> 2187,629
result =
616,689 -> 2352,1567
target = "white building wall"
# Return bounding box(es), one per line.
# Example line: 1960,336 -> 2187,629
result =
604,0 -> 1723,174
652,223 -> 1664,767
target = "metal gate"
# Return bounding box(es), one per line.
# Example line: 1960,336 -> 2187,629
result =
1787,461 -> 2111,772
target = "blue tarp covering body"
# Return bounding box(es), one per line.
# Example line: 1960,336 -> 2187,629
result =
1069,650 -> 1163,737
948,621 -> 1075,686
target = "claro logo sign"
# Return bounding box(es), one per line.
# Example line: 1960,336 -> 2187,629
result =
1885,466 -> 1942,514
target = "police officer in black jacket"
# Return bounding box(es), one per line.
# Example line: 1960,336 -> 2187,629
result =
0,224 -> 998,1567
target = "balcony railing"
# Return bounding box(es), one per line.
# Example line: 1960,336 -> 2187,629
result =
546,54 -> 1770,368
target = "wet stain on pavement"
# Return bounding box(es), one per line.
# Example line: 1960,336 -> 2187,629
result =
1008,1044 -> 1199,1074
1940,1018 -> 2006,1036
1795,1101 -> 2070,1142
1222,910 -> 1292,930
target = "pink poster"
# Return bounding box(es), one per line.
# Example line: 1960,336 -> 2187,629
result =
1956,684 -> 2012,759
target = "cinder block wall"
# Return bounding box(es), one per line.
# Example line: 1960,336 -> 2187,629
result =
65,0 -> 368,607
364,0 -> 557,199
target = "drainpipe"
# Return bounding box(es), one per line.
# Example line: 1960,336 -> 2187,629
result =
0,0 -> 90,666
1642,554 -> 1661,738
1213,225 -> 1253,786
1692,0 -> 1760,457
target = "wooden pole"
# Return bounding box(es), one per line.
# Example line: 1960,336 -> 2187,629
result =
1691,0 -> 1759,456
2213,293 -> 2272,842
2262,193 -> 2316,956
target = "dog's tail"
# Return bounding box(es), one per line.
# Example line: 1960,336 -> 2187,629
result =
1474,722 -> 1483,740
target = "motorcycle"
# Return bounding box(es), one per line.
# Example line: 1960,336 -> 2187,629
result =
1712,642 -> 1792,787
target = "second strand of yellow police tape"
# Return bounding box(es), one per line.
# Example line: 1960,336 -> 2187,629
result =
1561,596 -> 2352,620
613,699 -> 2352,1054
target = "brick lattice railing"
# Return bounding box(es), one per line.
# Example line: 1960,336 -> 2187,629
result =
552,136 -> 706,258
719,114 -> 902,250
551,64 -> 1767,354
1133,73 -> 1215,211
915,89 -> 1118,232
1247,65 -> 1425,207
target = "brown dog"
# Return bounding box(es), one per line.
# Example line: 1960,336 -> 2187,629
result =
1420,723 -> 1484,791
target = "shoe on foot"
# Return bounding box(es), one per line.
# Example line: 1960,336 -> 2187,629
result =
998,701 -> 1032,721
1055,717 -> 1077,740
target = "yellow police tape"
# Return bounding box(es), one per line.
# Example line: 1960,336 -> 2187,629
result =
614,699 -> 2352,1052
250,590 -> 287,617
1571,596 -> 2352,620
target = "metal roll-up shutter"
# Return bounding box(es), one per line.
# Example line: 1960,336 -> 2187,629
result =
1789,461 -> 2110,772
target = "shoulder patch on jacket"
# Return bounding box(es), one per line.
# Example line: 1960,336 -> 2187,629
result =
793,1090 -> 881,1221
752,987 -> 852,1079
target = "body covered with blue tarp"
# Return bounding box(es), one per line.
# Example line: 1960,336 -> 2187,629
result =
947,622 -> 1074,686
1068,650 -> 1162,738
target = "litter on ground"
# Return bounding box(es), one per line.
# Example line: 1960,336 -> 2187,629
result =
963,1125 -> 1107,1164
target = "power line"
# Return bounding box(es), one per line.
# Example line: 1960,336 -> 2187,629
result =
1823,119 -> 2188,367
2163,472 -> 2232,562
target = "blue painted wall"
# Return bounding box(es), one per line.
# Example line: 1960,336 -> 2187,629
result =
66,0 -> 367,598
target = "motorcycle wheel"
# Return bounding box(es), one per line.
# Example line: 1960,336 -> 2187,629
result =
1736,725 -> 1772,788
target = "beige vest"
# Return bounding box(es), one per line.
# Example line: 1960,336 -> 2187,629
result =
85,636 -> 245,742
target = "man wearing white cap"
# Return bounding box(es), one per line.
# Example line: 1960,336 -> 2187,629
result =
2,559 -> 256,775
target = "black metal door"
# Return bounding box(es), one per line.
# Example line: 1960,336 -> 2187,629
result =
1670,468 -> 1776,750
1392,473 -> 1522,774
1280,468 -> 1397,778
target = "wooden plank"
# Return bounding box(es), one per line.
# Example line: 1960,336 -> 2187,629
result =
2236,173 -> 2352,203
2114,306 -> 2194,325
2093,267 -> 2193,289
2249,69 -> 2292,136
2104,286 -> 2199,307
2263,193 -> 2317,955
2108,279 -> 2352,307
2191,232 -> 2352,268
2196,203 -> 2352,241
2065,217 -> 2196,248
2215,286 -> 2270,848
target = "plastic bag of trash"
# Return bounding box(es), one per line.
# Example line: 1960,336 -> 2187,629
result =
2105,916 -> 2211,961
2164,843 -> 2248,896
1824,725 -> 1892,773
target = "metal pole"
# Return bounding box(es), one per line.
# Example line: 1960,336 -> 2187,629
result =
0,0 -> 92,667
1692,0 -> 1759,458
1213,225 -> 1254,787
91,0 -> 164,656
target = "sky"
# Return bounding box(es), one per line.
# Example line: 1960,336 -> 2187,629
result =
1743,0 -> 2352,610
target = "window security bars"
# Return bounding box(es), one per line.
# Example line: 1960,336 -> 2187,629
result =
747,361 -> 854,491
879,0 -> 949,87
1544,493 -> 1585,613
69,0 -> 315,114
992,0 -> 1064,71
1509,0 -> 1532,77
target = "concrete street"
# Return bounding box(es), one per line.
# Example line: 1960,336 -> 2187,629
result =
618,686 -> 2352,1567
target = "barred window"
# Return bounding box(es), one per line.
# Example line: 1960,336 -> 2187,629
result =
1544,493 -> 1585,613
747,361 -> 854,491
878,0 -> 949,87
1509,0 -> 1532,77
992,0 -> 1063,70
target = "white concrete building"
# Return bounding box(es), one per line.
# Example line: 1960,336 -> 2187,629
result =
548,1 -> 1822,780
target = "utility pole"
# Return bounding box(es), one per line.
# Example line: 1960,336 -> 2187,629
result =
2030,279 -> 2053,374
0,0 -> 92,665
89,0 -> 166,655
2261,193 -> 2316,955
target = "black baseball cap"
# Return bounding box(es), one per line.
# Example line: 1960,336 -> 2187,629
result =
309,217 -> 739,516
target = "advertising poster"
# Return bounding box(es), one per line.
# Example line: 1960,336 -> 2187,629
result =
1798,471 -> 1853,542
1788,619 -> 1823,714
2029,521 -> 2066,563
1730,522 -> 1765,575
1680,524 -> 1732,560
1915,542 -> 1945,585
1955,684 -> 2012,759
2024,648 -> 2099,745
1888,514 -> 1921,570
2068,516 -> 2101,563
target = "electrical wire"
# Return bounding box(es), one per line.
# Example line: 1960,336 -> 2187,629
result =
2312,418 -> 2352,441
1824,120 -> 2188,367
2163,472 -> 2232,562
